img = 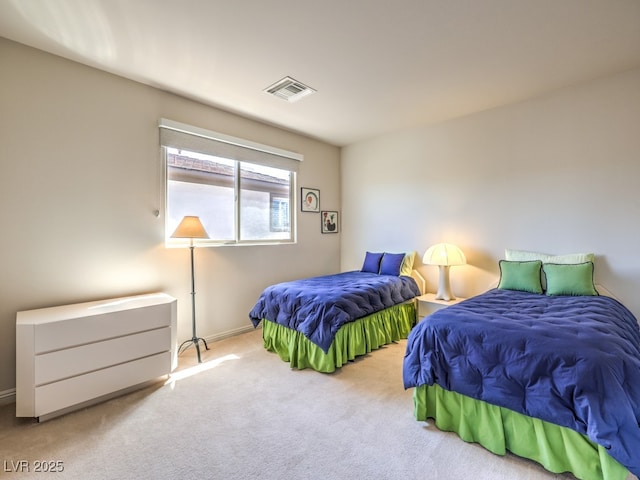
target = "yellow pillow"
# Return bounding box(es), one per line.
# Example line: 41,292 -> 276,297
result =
400,251 -> 416,276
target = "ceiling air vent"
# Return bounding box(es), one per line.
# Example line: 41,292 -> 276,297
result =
264,76 -> 316,102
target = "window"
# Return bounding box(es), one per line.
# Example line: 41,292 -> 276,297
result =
270,195 -> 290,232
160,119 -> 301,245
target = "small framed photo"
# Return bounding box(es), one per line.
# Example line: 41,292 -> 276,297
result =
301,187 -> 320,212
321,211 -> 339,234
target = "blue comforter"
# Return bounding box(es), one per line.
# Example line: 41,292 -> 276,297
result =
249,271 -> 420,353
403,288 -> 640,476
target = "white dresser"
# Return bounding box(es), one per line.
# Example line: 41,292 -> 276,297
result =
16,293 -> 177,421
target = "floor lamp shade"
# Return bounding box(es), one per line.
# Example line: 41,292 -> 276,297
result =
171,216 -> 209,242
423,243 -> 466,301
171,216 -> 209,363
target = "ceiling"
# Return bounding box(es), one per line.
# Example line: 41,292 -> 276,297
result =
1,0 -> 639,146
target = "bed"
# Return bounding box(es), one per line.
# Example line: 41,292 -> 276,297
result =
403,254 -> 640,480
249,251 -> 423,372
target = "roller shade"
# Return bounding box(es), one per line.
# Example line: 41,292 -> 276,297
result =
159,118 -> 302,172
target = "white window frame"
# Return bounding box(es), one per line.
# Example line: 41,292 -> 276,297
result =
160,119 -> 302,247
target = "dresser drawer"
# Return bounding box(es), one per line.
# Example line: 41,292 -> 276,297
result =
35,326 -> 171,385
34,352 -> 171,417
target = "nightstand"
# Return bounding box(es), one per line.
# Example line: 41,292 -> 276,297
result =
416,293 -> 467,321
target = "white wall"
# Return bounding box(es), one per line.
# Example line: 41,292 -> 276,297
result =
341,67 -> 640,317
0,38 -> 341,394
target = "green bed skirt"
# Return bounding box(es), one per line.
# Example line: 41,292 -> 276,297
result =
414,384 -> 628,480
261,302 -> 416,373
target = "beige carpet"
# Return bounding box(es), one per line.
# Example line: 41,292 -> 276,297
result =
0,329 -> 633,480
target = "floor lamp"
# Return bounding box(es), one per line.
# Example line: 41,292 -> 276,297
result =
171,215 -> 210,363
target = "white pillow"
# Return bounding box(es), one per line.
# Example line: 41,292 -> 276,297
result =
505,249 -> 594,265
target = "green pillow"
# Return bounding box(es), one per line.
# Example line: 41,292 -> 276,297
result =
543,262 -> 598,296
498,260 -> 543,294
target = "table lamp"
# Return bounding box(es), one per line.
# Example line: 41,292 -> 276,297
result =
423,243 -> 466,301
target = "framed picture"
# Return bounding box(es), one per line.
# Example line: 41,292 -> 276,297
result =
321,211 -> 339,234
301,187 -> 320,212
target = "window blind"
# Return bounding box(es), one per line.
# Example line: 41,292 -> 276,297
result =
159,118 -> 302,172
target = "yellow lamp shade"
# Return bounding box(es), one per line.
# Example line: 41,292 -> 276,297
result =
423,243 -> 466,301
171,216 -> 209,239
423,243 -> 466,266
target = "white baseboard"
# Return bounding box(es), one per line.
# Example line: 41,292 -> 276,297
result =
208,324 -> 259,342
178,324 -> 258,354
0,388 -> 16,406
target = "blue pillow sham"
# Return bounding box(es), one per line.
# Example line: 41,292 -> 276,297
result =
361,251 -> 384,273
361,251 -> 413,276
379,253 -> 406,276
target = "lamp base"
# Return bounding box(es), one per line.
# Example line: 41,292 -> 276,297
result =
178,336 -> 210,363
435,265 -> 456,301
